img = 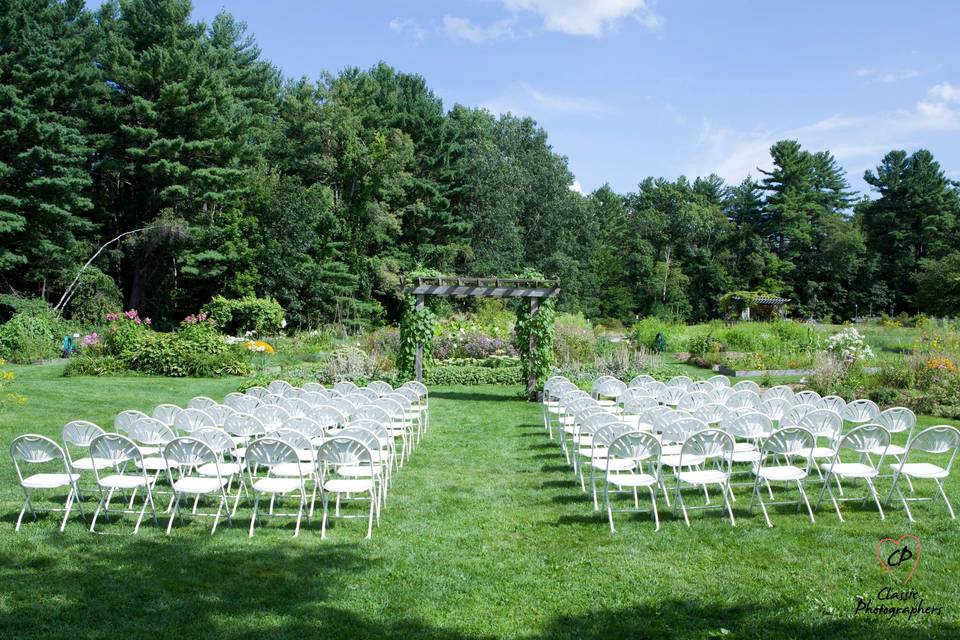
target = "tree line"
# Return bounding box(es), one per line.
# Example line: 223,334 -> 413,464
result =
2,0 -> 959,328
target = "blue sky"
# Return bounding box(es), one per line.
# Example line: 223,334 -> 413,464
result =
184,0 -> 960,196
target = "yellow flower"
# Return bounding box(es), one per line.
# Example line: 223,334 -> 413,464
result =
243,340 -> 275,354
926,356 -> 957,373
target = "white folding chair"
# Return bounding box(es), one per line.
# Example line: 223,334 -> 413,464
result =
762,385 -> 795,403
10,435 -> 84,532
224,392 -> 261,413
253,403 -> 291,432
368,380 -> 393,396
61,421 -> 112,488
673,429 -> 736,527
749,427 -> 816,527
875,407 -> 917,488
604,431 -> 662,532
245,437 -> 309,537
151,403 -> 182,428
88,434 -> 158,534
316,436 -> 377,539
187,396 -> 218,410
885,425 -> 960,522
267,380 -> 294,396
191,427 -> 246,516
816,424 -> 890,521
163,438 -> 232,535
843,399 -> 880,426
173,408 -> 216,435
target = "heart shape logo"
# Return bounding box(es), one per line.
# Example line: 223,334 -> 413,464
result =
876,534 -> 921,583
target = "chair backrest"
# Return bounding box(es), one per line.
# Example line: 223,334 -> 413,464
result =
758,397 -> 791,422
607,431 -> 661,473
588,422 -> 634,448
401,380 -> 428,398
678,391 -> 712,412
338,427 -> 381,452
62,420 -> 105,448
679,428 -> 734,469
279,397 -> 312,419
347,418 -> 390,442
187,396 -> 218,410
151,404 -> 182,426
302,382 -> 327,394
799,409 -> 843,440
267,380 -> 293,395
781,403 -> 817,427
693,403 -> 730,426
762,385 -> 795,403
628,374 -> 655,388
367,380 -> 393,396
384,392 -> 412,408
190,427 -> 236,456
223,413 -> 267,438
904,425 -> 960,467
727,412 -> 773,441
202,404 -> 236,427
726,390 -> 761,410
623,393 -> 659,415
283,416 -> 326,441
261,393 -> 285,405
662,417 -> 708,445
271,429 -> 314,456
244,437 -> 301,469
657,385 -> 686,406
223,392 -> 260,413
89,433 -> 142,467
343,392 -> 371,407
329,398 -> 358,416
129,417 -> 176,447
395,387 -> 420,404
174,408 -> 217,434
708,374 -> 730,388
843,399 -> 880,424
303,391 -> 330,407
163,437 -> 218,470
283,387 -> 307,400
10,435 -> 70,482
244,386 -> 272,400
334,381 -> 360,395
579,411 -> 619,435
310,405 -> 347,429
761,426 -> 815,469
877,407 -> 916,435
356,388 -> 379,401
794,390 -> 821,406
667,375 -> 693,390
376,397 -> 405,419
352,404 -> 393,425
733,379 -> 761,394
114,410 -> 148,434
316,436 -> 372,466
592,378 -> 626,400
253,404 -> 291,431
836,423 -> 890,458
819,395 -> 847,415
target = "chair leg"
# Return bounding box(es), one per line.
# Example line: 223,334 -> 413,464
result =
935,479 -> 956,519
166,494 -> 181,535
721,482 -> 736,526
649,486 -> 660,532
293,490 -> 304,537
60,488 -> 76,532
249,494 -> 259,538
866,478 -> 885,520
320,494 -> 329,540
90,494 -> 105,533
366,490 -> 375,539
755,482 -> 772,527
605,483 -> 616,533
797,480 -> 815,523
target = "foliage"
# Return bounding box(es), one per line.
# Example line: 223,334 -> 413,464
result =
425,363 -> 524,386
0,358 -> 27,410
63,354 -> 130,377
203,295 -> 285,336
397,296 -> 435,378
514,297 -> 556,391
553,313 -> 596,366
0,309 -> 60,363
63,267 -> 123,326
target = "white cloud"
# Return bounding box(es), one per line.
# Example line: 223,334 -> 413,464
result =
688,82 -> 960,183
483,81 -> 610,117
503,0 -> 663,37
569,179 -> 584,194
856,67 -> 920,83
388,17 -> 426,41
442,16 -> 517,43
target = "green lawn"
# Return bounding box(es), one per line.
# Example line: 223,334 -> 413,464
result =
1,365 -> 958,639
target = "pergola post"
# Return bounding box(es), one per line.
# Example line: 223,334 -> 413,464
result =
414,293 -> 425,382
527,297 -> 539,401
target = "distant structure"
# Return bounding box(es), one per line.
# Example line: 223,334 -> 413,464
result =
740,295 -> 790,321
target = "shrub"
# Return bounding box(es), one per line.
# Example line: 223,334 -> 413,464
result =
203,295 -> 285,335
425,363 -> 524,385
64,354 -> 130,377
825,327 -> 874,364
65,267 -> 123,326
688,333 -> 723,358
553,313 -> 596,366
631,317 -> 688,352
0,309 -> 59,363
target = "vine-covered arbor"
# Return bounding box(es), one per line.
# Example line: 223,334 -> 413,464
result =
400,276 -> 560,399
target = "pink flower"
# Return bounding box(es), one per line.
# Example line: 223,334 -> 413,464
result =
145,318 -> 152,325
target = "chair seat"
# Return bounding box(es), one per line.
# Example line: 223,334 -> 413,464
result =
677,469 -> 728,484
661,454 -> 706,468
590,458 -> 637,472
607,472 -> 657,487
578,446 -> 605,458
172,476 -> 229,494
799,447 -> 836,459
337,465 -> 383,478
596,399 -> 617,407
197,462 -> 243,477
573,434 -> 594,447
97,474 -> 154,490
733,442 -> 756,452
22,473 -> 79,489
324,478 -> 375,493
621,416 -> 653,430
270,462 -> 313,477
756,465 -> 807,481
661,444 -> 682,456
731,450 -> 762,463
890,462 -> 948,479
70,456 -> 114,471
252,477 -> 303,494
136,445 -> 159,456
135,457 -> 172,471
875,444 -> 905,456
822,462 -> 877,478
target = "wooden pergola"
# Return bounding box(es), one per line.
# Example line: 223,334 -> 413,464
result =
401,276 -> 561,398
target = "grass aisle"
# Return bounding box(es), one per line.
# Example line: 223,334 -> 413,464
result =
0,372 -> 958,639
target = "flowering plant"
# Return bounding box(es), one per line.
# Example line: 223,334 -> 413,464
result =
825,328 -> 874,364
243,340 -> 275,354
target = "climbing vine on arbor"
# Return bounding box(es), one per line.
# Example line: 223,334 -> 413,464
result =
398,295 -> 435,379
514,297 -> 556,393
